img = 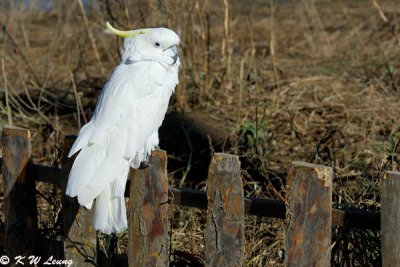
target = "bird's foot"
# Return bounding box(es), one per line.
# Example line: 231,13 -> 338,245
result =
139,161 -> 149,169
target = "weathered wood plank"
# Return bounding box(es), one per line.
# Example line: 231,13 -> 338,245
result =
285,161 -> 333,267
128,150 -> 169,267
1,126 -> 38,265
61,136 -> 96,266
382,171 -> 400,267
204,153 -> 244,267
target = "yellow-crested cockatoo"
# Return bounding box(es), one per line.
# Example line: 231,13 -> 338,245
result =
66,22 -> 180,234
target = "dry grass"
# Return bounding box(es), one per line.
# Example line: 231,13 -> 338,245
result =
1,0 -> 400,266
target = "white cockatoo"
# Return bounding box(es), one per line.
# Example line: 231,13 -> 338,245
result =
66,22 -> 180,234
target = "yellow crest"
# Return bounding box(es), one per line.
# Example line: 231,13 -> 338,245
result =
106,21 -> 149,38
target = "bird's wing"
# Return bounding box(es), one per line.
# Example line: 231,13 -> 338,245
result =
70,61 -> 175,157
67,60 -> 177,204
91,61 -> 175,156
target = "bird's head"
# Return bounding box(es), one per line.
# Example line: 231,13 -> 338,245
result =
106,22 -> 180,66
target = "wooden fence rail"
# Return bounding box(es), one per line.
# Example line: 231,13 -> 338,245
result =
0,126 -> 397,267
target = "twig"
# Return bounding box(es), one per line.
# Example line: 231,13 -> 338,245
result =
372,0 -> 388,23
37,65 -> 54,111
179,121 -> 193,188
372,0 -> 400,47
270,0 -> 280,94
1,58 -> 13,125
69,72 -> 86,128
236,57 -> 245,123
21,16 -> 30,48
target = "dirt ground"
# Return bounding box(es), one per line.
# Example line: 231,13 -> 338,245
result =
0,0 -> 399,266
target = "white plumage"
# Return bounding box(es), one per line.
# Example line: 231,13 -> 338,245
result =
66,23 -> 180,234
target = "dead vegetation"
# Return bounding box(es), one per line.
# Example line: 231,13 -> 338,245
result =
0,0 -> 399,266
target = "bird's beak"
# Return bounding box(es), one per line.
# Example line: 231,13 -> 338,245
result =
106,21 -> 148,38
171,46 -> 178,65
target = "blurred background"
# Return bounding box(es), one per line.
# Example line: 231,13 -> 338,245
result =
0,0 -> 399,265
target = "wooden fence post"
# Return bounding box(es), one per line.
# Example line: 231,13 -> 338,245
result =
382,171 -> 400,267
1,126 -> 38,265
285,161 -> 333,267
128,150 -> 169,267
204,153 -> 244,267
61,136 -> 96,266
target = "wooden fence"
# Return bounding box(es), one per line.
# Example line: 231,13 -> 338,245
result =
0,126 -> 398,266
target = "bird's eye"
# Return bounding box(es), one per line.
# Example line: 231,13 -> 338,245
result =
155,42 -> 160,47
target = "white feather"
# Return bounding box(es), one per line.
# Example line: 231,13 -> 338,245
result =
66,143 -> 105,198
66,27 -> 180,234
92,184 -> 127,234
68,120 -> 94,157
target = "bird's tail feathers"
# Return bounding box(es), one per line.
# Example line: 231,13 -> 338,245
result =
77,155 -> 130,205
93,184 -> 127,234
